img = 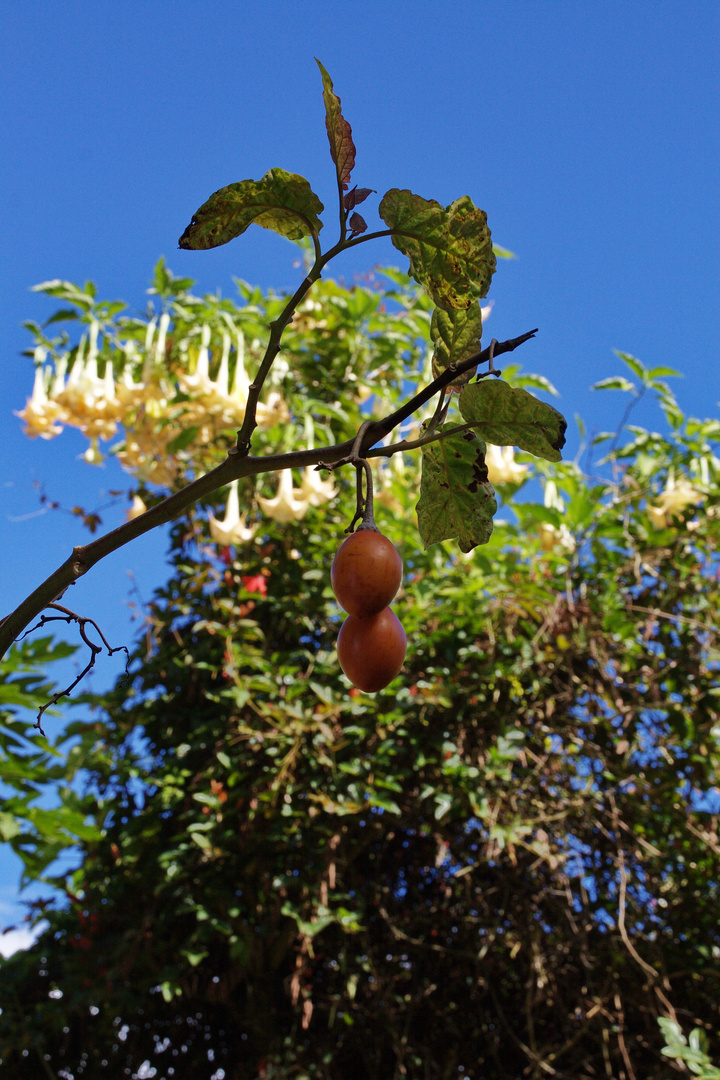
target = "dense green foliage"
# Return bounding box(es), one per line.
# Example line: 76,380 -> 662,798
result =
2,268 -> 720,1079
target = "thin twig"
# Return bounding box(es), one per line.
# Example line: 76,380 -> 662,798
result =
614,992 -> 637,1080
609,795 -> 658,978
20,604 -> 129,734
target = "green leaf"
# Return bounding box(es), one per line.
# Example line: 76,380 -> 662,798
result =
615,351 -> 647,380
43,308 -> 80,327
378,189 -> 495,310
31,280 -> 95,310
179,169 -> 324,250
0,811 -> 22,842
149,256 -> 195,298
166,426 -> 200,454
658,1017 -> 686,1046
492,244 -> 516,259
458,380 -> 567,461
190,832 -> 211,850
416,425 -> 496,552
368,794 -> 401,815
647,366 -> 682,380
592,376 -> 637,392
434,792 -> 453,820
316,60 -> 355,191
510,372 -> 560,397
430,302 -> 483,388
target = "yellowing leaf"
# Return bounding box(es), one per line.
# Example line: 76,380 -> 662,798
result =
430,302 -> 483,388
179,169 -> 324,250
416,425 -> 496,552
459,380 -> 567,461
379,189 -> 495,310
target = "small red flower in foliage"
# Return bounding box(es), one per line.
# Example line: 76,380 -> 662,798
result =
242,574 -> 267,597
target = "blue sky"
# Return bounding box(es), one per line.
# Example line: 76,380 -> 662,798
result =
1,1 -> 718,936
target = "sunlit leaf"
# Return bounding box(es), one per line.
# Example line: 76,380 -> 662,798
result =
459,379 -> 567,460
316,59 -> 356,191
592,376 -> 637,392
615,351 -> 647,380
416,424 -> 496,551
179,169 -> 324,250
31,280 -> 95,309
378,189 -> 495,310
430,302 -> 482,388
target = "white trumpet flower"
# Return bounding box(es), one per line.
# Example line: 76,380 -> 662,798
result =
231,332 -> 251,404
208,480 -> 258,545
649,472 -> 706,529
80,438 -> 104,465
299,467 -> 337,507
126,495 -> 148,521
257,470 -> 310,522
179,324 -> 214,395
484,444 -> 528,484
15,353 -> 66,439
155,312 -> 171,364
539,522 -> 576,554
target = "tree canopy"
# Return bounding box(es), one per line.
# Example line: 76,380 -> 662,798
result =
1,263 -> 720,1078
2,62 -> 720,1080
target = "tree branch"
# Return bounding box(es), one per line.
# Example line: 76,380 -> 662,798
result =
0,329 -> 537,658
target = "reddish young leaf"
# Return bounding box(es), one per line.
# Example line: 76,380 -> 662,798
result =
348,212 -> 367,235
344,186 -> 375,211
316,59 -> 356,190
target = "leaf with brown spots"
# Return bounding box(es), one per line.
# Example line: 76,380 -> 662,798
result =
378,189 -> 496,310
178,169 -> 324,250
416,425 -> 497,552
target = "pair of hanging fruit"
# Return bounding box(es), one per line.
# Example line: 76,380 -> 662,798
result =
331,527 -> 406,693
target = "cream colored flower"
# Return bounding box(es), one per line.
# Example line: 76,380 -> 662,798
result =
116,344 -> 147,408
178,324 -> 214,395
539,522 -> 576,554
650,473 -> 705,524
648,472 -> 706,530
15,357 -> 66,439
298,466 -> 337,507
257,470 -> 310,522
485,444 -> 528,484
538,480 -> 575,553
80,439 -> 104,465
53,327 -> 122,440
208,481 -> 258,545
257,391 -> 290,428
126,495 -> 148,521
154,312 -> 170,364
543,479 -> 564,513
647,504 -> 670,530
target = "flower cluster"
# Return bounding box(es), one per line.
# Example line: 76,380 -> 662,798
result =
205,467 -> 338,549
16,318 -> 290,488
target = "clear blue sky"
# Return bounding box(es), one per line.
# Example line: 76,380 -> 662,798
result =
1,0 -> 718,941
